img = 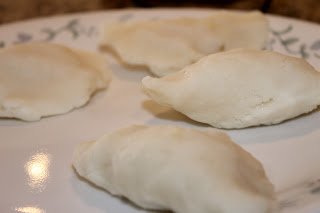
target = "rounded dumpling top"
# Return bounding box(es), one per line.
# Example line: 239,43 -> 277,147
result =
73,125 -> 278,213
0,42 -> 112,121
142,48 -> 320,128
100,11 -> 269,77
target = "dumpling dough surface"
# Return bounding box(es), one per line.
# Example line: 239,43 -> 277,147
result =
100,11 -> 268,77
142,49 -> 320,129
0,42 -> 112,121
73,125 -> 278,213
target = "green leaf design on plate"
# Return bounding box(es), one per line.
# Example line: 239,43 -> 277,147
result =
300,43 -> 309,59
272,25 -> 293,35
272,25 -> 310,59
41,19 -> 80,41
13,32 -> 33,44
282,38 -> 299,46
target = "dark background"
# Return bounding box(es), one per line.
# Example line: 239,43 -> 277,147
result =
1,0 -> 320,24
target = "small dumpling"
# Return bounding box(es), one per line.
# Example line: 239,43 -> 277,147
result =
72,125 -> 278,213
100,11 -> 268,77
142,49 -> 320,129
0,42 -> 112,121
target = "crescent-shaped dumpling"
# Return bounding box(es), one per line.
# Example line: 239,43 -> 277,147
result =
142,49 -> 320,128
100,11 -> 268,77
72,125 -> 278,213
0,42 -> 112,121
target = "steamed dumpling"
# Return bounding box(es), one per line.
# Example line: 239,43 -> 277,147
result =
72,125 -> 278,213
0,42 -> 112,121
142,49 -> 320,129
100,11 -> 268,77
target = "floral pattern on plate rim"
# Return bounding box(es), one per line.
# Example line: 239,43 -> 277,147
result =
0,13 -> 320,62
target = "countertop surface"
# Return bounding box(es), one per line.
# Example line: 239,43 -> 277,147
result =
0,0 -> 320,25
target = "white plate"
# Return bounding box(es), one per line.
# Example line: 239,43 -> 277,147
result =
1,8 -> 320,213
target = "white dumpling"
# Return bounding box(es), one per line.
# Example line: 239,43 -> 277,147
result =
0,42 -> 112,121
142,49 -> 320,129
73,125 -> 278,213
99,11 -> 268,77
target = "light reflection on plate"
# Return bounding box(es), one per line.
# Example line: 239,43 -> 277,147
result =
14,206 -> 45,213
24,151 -> 51,192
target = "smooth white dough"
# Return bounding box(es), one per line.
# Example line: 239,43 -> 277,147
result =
0,42 -> 112,121
99,11 -> 268,77
142,49 -> 320,129
73,125 -> 278,213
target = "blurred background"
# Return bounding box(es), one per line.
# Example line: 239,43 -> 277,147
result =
0,0 -> 320,24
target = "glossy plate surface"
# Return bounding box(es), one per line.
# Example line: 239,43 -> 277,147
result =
1,8 -> 320,213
